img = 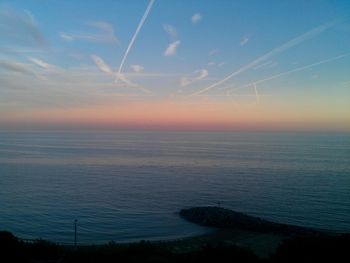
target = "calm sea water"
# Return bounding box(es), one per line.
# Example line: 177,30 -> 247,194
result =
0,131 -> 349,244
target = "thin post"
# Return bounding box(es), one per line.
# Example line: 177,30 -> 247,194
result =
74,219 -> 78,246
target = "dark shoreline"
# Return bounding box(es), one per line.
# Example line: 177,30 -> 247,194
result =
179,206 -> 327,235
1,206 -> 349,262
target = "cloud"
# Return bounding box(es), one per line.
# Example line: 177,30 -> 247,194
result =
91,55 -> 113,74
240,36 -> 249,46
91,55 -> 150,93
253,60 -> 277,70
130,64 -> 144,72
0,60 -> 38,77
208,61 -> 225,67
124,72 -> 176,78
180,78 -> 191,87
91,55 -> 160,90
115,73 -> 151,93
164,40 -> 181,56
208,48 -> 219,56
191,13 -> 202,24
60,21 -> 118,44
0,47 -> 45,54
87,21 -> 119,43
163,24 -> 177,40
0,60 -> 160,102
187,20 -> 337,97
0,7 -> 47,48
115,73 -> 139,87
0,64 -> 153,112
217,62 -> 225,67
88,21 -> 115,33
207,61 -> 216,66
196,69 -> 209,79
59,33 -> 74,41
27,57 -> 53,69
180,69 -> 208,87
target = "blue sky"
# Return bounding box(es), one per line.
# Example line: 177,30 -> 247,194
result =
0,0 -> 350,130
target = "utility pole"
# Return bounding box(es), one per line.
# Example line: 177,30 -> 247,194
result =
74,219 -> 78,246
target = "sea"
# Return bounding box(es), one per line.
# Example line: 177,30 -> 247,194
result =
0,131 -> 349,244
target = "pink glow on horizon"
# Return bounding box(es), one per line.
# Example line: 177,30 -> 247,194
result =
1,100 -> 349,132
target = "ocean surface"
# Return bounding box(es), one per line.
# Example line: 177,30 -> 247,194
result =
0,131 -> 349,244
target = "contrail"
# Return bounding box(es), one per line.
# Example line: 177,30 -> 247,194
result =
117,0 -> 155,76
91,54 -> 151,93
228,52 -> 350,93
186,21 -> 336,97
116,72 -> 151,93
253,83 -> 259,103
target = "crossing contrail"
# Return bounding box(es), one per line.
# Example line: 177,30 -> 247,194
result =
186,21 -> 336,98
91,54 -> 151,93
227,52 -> 350,93
117,0 -> 155,77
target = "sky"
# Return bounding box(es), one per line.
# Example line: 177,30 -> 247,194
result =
0,0 -> 350,131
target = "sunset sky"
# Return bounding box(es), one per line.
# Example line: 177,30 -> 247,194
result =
1,0 -> 350,131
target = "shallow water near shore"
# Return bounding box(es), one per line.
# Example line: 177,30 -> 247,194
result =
0,131 -> 349,244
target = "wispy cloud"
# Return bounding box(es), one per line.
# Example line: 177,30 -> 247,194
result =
115,73 -> 140,88
164,40 -> 181,56
207,61 -> 216,66
130,64 -> 144,72
207,61 -> 226,67
187,21 -> 337,97
60,21 -> 118,44
240,35 -> 249,46
117,0 -> 155,77
163,23 -> 181,57
0,7 -> 47,48
0,60 -> 39,78
59,33 -> 73,41
208,48 -> 219,56
163,24 -> 177,40
91,55 -> 113,74
191,13 -> 202,24
27,57 -> 54,69
0,63 -> 152,111
217,62 -> 225,67
180,69 -> 208,87
91,55 -> 151,93
0,47 -> 45,54
253,60 -> 277,70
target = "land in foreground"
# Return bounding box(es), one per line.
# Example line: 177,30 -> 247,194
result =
1,206 -> 349,262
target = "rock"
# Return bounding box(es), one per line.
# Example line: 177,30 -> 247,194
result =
180,207 -> 321,235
